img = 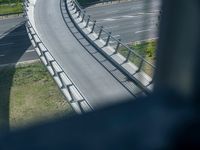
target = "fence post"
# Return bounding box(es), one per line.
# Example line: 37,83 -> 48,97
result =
85,15 -> 90,28
125,50 -> 131,62
81,12 -> 85,22
105,32 -> 111,46
90,20 -> 96,33
97,26 -> 103,39
137,59 -> 144,72
74,5 -> 78,13
115,39 -> 121,53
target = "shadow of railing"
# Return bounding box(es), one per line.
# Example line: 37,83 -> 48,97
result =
77,0 -> 125,9
0,22 -> 31,134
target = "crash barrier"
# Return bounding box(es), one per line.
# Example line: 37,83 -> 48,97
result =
66,0 -> 155,93
23,0 -> 93,114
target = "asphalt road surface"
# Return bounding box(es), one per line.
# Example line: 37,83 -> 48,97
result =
34,0 -> 145,109
0,17 -> 38,66
85,0 -> 161,45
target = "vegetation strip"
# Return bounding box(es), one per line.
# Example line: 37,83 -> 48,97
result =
119,40 -> 156,76
0,0 -> 23,15
0,62 -> 73,131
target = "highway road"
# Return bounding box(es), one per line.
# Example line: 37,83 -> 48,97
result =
34,0 -> 145,109
0,17 -> 38,66
85,0 -> 161,45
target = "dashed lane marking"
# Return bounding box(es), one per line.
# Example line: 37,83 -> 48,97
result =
135,29 -> 153,34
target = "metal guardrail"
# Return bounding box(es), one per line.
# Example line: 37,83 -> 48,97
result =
23,0 -> 93,114
69,0 -> 156,78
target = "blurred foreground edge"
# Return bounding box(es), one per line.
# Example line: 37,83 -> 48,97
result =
0,0 -> 200,149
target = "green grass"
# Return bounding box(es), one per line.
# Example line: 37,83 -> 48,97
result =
0,3 -> 22,15
119,40 -> 157,77
0,62 -> 74,131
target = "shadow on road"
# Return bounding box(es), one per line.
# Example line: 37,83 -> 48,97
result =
0,22 -> 31,134
77,0 -> 104,8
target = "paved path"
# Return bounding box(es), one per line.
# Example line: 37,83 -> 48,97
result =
34,0 -> 142,109
85,0 -> 161,45
0,17 -> 38,66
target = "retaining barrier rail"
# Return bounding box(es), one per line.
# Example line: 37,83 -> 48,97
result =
23,0 -> 93,114
66,0 -> 155,92
72,0 -> 155,75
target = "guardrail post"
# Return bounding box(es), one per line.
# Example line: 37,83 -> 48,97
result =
97,26 -> 103,39
125,50 -> 131,62
74,5 -> 78,13
90,20 -> 96,33
85,15 -> 90,28
137,59 -> 144,72
105,32 -> 111,46
81,11 -> 86,22
115,39 -> 121,53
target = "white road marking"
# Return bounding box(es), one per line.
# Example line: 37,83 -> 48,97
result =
26,49 -> 35,53
0,54 -> 5,57
98,15 -> 140,23
104,25 -> 119,29
102,18 -> 116,21
134,20 -> 157,25
138,12 -> 156,15
122,15 -> 136,18
0,43 -> 14,46
135,29 -> 152,34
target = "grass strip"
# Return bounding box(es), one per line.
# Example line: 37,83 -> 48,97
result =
0,3 -> 22,15
0,62 -> 74,131
119,40 -> 157,77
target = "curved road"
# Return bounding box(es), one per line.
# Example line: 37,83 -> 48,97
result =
34,0 -> 137,109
